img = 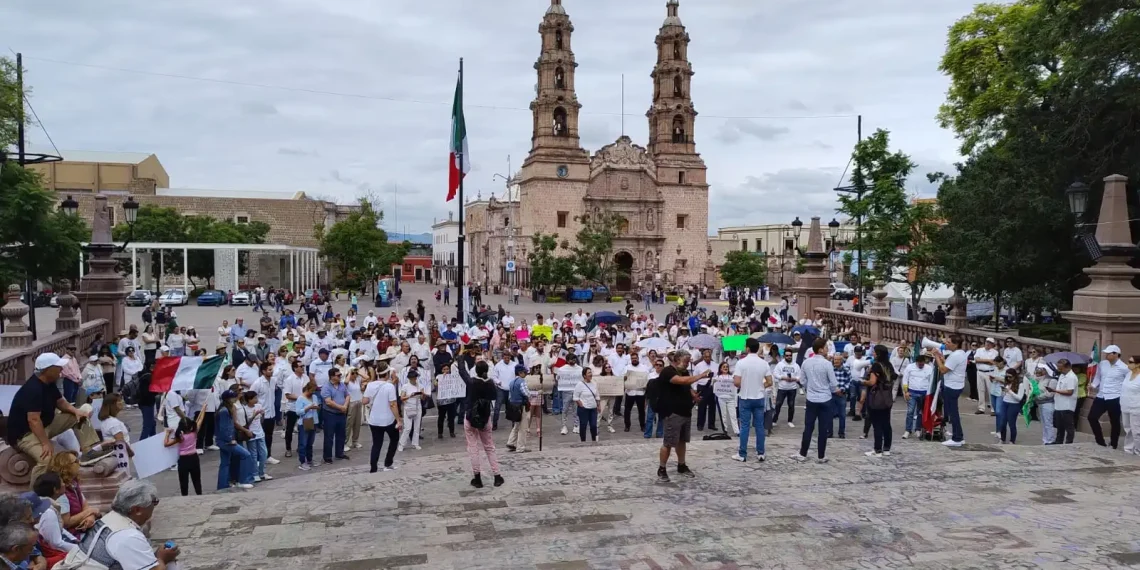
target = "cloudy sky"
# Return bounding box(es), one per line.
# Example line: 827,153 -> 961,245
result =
2,0 -> 973,236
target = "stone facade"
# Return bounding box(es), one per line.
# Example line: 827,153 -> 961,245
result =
468,0 -> 710,292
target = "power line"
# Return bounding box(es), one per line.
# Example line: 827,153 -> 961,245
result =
21,94 -> 60,157
21,55 -> 858,121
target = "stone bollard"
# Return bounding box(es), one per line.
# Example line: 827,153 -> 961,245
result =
0,284 -> 32,349
54,279 -> 81,334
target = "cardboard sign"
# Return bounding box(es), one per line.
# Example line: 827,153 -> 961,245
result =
712,376 -> 737,398
594,375 -> 624,397
525,374 -> 553,394
625,370 -> 649,391
437,373 -> 467,400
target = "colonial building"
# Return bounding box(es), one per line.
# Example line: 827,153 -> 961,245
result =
431,212 -> 469,287
466,0 -> 711,293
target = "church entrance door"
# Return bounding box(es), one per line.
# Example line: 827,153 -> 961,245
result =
614,252 -> 634,292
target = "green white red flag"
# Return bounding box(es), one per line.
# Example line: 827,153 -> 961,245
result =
149,355 -> 225,393
447,73 -> 470,202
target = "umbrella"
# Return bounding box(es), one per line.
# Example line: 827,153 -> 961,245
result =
1043,351 -> 1089,366
688,334 -> 720,350
592,311 -> 622,325
756,332 -> 794,345
792,324 -> 820,336
636,337 -> 673,351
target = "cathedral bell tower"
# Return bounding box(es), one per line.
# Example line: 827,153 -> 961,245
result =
524,0 -> 590,169
646,0 -> 702,165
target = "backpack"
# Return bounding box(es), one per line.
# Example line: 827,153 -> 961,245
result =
55,511 -> 137,570
468,397 -> 492,430
645,376 -> 663,415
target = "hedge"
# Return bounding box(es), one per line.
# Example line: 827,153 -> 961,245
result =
610,296 -> 624,302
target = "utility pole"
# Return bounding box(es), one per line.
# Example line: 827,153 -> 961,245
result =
455,59 -> 466,324
834,114 -> 864,313
15,53 -> 38,340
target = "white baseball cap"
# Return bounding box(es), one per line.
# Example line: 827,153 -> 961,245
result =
1105,345 -> 1121,354
34,353 -> 70,371
985,337 -> 996,344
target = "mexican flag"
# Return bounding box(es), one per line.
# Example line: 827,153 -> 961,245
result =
149,355 -> 225,393
1087,341 -> 1099,381
447,73 -> 470,202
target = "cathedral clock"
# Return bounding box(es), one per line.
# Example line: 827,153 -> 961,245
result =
556,165 -> 569,178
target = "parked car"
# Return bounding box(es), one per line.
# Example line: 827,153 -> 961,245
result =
159,289 -> 189,306
230,291 -> 252,306
830,282 -> 855,300
196,290 -> 227,307
126,290 -> 152,306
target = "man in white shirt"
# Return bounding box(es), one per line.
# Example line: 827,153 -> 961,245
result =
772,350 -> 801,428
932,334 -> 968,446
890,340 -> 913,397
281,360 -> 307,458
362,375 -> 401,472
235,355 -> 260,390
1088,344 -> 1127,449
249,362 -> 281,465
623,352 -> 650,432
973,338 -> 1000,414
555,356 -> 584,435
845,347 -> 870,420
1002,338 -> 1024,373
491,353 -> 516,431
901,355 -> 934,438
307,349 -> 334,389
502,312 -> 515,329
1050,358 -> 1079,444
732,338 -> 772,462
691,349 -> 718,431
363,310 -> 379,328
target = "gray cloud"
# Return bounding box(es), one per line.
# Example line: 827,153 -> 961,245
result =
1,0 -> 973,234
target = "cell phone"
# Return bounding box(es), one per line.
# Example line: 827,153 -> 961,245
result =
164,541 -> 177,549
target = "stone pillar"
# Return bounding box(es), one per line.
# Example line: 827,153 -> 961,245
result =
947,285 -> 968,330
1062,174 -> 1140,357
76,195 -> 128,338
53,279 -> 80,334
0,285 -> 32,349
869,281 -> 889,317
792,217 -> 831,322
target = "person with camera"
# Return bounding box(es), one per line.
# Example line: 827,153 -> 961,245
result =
652,351 -> 708,482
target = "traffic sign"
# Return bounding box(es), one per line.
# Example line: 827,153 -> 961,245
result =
506,260 -> 516,272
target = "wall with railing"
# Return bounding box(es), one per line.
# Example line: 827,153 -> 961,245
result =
0,319 -> 110,384
814,308 -> 1071,354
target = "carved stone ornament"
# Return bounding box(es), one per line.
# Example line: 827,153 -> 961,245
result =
620,177 -> 629,190
646,211 -> 656,231
590,135 -> 655,173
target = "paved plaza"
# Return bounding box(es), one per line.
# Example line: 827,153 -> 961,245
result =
149,436 -> 1140,570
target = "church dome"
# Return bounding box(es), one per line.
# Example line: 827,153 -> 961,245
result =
663,0 -> 683,27
547,0 -> 566,15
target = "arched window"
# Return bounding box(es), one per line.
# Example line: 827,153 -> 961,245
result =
672,115 -> 686,143
554,67 -> 565,89
553,107 -> 568,137
673,75 -> 683,97
555,30 -> 563,50
673,41 -> 682,60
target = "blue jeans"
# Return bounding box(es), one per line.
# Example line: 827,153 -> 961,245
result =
323,412 -> 347,461
905,390 -> 925,432
943,387 -> 964,442
799,400 -> 832,459
577,407 -> 598,441
848,383 -> 863,416
140,403 -> 157,440
63,381 -> 79,404
993,395 -> 1005,433
1000,401 -> 1020,443
737,398 -> 767,458
218,443 -> 254,489
829,394 -> 847,437
274,388 -> 283,426
493,388 -> 508,429
643,403 -> 664,438
298,427 -> 316,464
246,438 -> 267,477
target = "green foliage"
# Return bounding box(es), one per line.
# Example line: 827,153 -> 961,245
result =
527,232 -> 576,291
316,199 -> 408,288
719,251 -> 768,288
0,163 -> 87,289
933,0 -> 1139,314
0,57 -> 21,151
568,211 -> 625,287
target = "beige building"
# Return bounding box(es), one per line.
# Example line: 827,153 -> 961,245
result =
26,149 -> 356,289
467,0 -> 711,293
709,221 -> 857,291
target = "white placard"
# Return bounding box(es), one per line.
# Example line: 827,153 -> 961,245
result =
712,377 -> 737,398
437,374 -> 467,401
0,385 -> 22,415
624,370 -> 648,392
594,376 -> 624,397
131,433 -> 180,480
525,374 -> 552,395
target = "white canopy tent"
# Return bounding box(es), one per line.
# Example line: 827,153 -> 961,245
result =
884,282 -> 954,309
79,241 -> 321,294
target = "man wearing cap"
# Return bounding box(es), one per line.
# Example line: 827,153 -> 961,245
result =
308,348 -> 334,389
1089,344 -> 1127,449
254,335 -> 271,362
506,364 -> 532,452
974,338 -> 1000,415
7,353 -> 110,484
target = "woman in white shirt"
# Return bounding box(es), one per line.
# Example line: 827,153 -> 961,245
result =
713,361 -> 739,436
574,368 -> 600,442
998,369 -> 1026,444
345,367 -> 365,451
141,325 -> 159,369
120,347 -> 144,392
597,362 -> 619,434
1122,356 -> 1140,456
398,370 -> 425,451
166,328 -> 186,357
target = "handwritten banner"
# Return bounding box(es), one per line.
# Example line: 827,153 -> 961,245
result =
594,375 -> 624,397
526,374 -> 553,394
712,376 -> 737,398
436,374 -> 467,400
624,370 -> 648,392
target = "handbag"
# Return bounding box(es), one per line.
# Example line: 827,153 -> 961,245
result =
235,407 -> 253,442
303,416 -> 315,431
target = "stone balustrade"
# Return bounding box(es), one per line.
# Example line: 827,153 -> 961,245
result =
0,319 -> 110,385
814,308 -> 1072,354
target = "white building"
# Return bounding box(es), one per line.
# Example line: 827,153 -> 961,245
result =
432,212 -> 469,287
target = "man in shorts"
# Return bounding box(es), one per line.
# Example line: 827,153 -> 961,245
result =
656,351 -> 709,482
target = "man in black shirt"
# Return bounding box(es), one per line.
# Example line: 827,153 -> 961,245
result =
7,353 -> 108,484
655,351 -> 708,482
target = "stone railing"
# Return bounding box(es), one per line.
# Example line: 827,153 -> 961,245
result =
0,319 -> 110,385
814,308 -> 1072,354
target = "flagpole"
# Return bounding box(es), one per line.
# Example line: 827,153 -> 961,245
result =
455,57 -> 466,325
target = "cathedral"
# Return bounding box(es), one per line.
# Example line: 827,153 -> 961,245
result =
464,0 -> 711,293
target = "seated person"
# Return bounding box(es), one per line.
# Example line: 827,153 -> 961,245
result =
0,523 -> 39,570
57,480 -> 179,570
22,473 -> 78,567
45,452 -> 100,537
0,495 -> 46,570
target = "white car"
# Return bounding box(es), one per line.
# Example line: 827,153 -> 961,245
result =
231,291 -> 252,306
159,289 -> 189,306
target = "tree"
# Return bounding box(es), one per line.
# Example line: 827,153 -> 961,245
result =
527,232 -> 575,292
836,128 -> 941,314
568,211 -> 625,287
719,251 -> 768,288
0,162 -> 87,290
933,0 -> 1140,316
0,57 -> 21,150
114,205 -> 187,279
315,198 -> 407,288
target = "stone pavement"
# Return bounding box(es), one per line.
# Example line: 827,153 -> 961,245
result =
149,435 -> 1140,569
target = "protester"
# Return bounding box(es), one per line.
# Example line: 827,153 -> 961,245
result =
215,389 -> 254,490
320,368 -> 351,463
901,355 -> 932,439
655,351 -> 705,481
999,369 -> 1027,444
864,345 -> 896,457
96,393 -> 133,476
574,368 -> 600,443
732,338 -> 771,462
455,347 -> 503,488
294,383 -> 321,471
1088,344 -> 1126,449
165,413 -> 205,496
795,338 -> 838,463
506,365 -> 531,452
932,335 -> 968,447
56,480 -> 180,569
398,369 -> 425,451
1051,359 -> 1078,444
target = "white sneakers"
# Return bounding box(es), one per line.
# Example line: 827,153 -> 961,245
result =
901,431 -> 910,439
353,443 -> 363,449
607,425 -> 616,433
413,445 -> 422,450
397,445 -> 405,452
207,445 -> 220,451
263,474 -> 274,480
787,422 -> 795,428
791,454 -> 807,462
560,426 -> 568,435
238,483 -> 253,489
266,457 -> 280,465
731,454 -> 746,462
942,439 -> 964,447
882,451 -> 892,457
572,427 -> 579,434
865,451 -> 882,458
195,449 -> 204,455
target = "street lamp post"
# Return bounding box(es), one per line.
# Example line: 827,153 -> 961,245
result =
65,194 -> 137,339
